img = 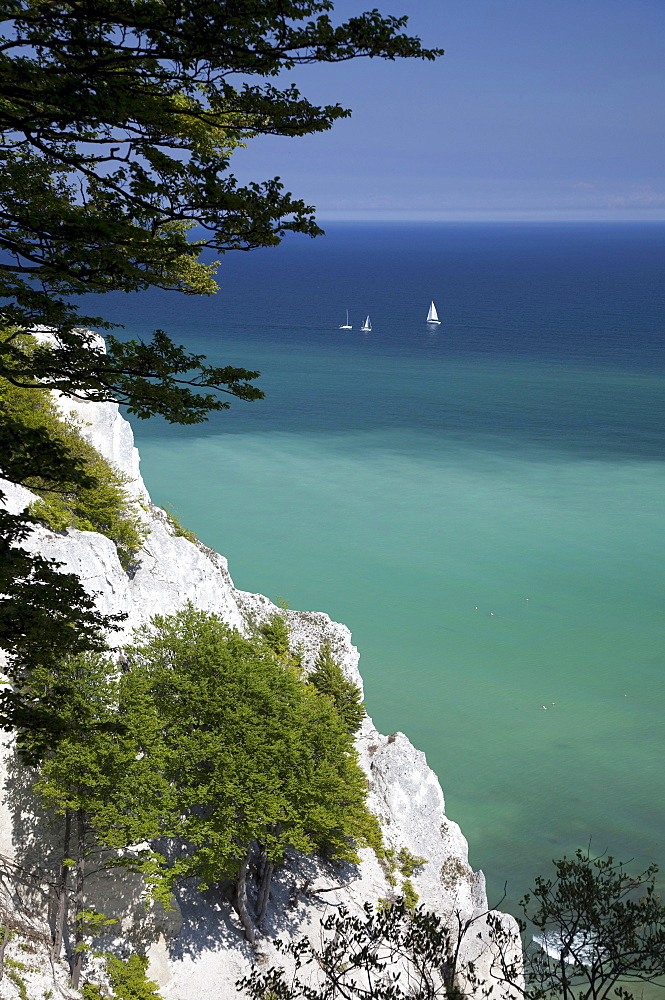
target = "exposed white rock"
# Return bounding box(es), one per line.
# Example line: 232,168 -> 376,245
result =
364,729 -> 486,915
0,391 -> 522,999
56,393 -> 149,502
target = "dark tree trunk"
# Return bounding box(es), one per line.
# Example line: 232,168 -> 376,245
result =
235,849 -> 256,945
255,825 -> 280,928
70,810 -> 86,989
256,858 -> 274,928
52,808 -> 71,960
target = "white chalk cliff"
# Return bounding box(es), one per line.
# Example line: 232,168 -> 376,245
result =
0,378 -> 521,999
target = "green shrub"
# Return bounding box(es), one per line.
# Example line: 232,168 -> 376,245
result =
396,847 -> 427,880
258,607 -> 302,670
0,345 -> 145,569
7,970 -> 28,1000
82,985 -> 104,1000
308,642 -> 365,733
398,848 -> 427,908
161,505 -> 197,543
371,840 -> 427,902
82,955 -> 162,1000
106,954 -> 162,1000
402,878 -> 419,911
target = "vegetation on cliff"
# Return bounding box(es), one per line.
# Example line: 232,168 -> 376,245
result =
82,955 -> 163,1000
0,340 -> 145,569
16,608 -> 377,980
240,854 -> 665,1000
308,640 -> 366,734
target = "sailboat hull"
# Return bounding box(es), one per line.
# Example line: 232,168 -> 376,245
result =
339,309 -> 352,329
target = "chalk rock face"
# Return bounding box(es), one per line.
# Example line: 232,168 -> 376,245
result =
0,392 -> 521,999
365,729 -> 487,915
56,393 -> 149,502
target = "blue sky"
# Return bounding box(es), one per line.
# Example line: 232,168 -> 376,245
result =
232,0 -> 665,220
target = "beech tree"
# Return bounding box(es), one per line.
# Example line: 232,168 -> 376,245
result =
0,0 -> 441,415
19,610 -> 378,980
124,605 -> 377,943
23,652 -> 172,987
259,608 -> 300,666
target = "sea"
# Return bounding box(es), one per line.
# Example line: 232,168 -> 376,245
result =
93,222 -> 665,915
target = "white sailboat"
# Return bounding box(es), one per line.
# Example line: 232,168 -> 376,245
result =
426,301 -> 441,325
360,315 -> 372,332
339,310 -> 352,330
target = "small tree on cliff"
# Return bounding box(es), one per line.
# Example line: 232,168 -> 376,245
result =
259,608 -> 301,668
25,652 -> 172,987
308,641 -> 365,733
124,605 -> 377,943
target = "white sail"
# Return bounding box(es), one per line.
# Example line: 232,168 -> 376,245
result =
339,309 -> 352,329
426,301 -> 441,324
360,315 -> 372,332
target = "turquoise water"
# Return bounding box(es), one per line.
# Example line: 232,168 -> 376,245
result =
96,224 -> 665,912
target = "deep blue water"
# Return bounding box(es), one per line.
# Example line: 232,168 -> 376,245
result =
85,222 -> 665,910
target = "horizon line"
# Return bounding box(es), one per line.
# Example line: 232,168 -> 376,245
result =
315,212 -> 665,223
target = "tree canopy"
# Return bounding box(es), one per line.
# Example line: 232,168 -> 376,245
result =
123,606 -> 376,939
25,608 -> 378,964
